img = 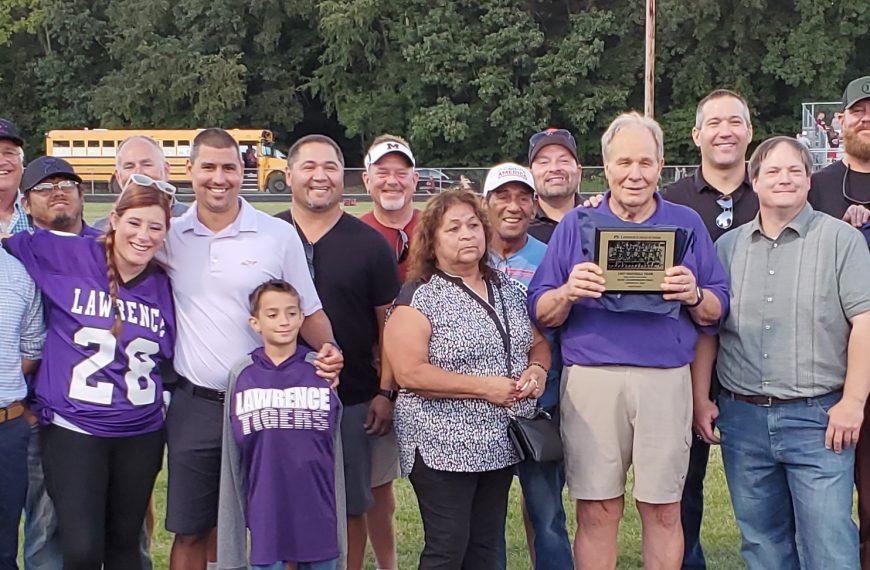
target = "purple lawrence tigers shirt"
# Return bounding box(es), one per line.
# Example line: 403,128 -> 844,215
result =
527,191 -> 729,369
4,230 -> 175,436
229,346 -> 340,566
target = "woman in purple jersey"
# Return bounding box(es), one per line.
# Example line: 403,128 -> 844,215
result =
3,177 -> 176,570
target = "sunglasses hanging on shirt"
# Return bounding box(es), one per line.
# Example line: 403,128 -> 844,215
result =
715,195 -> 733,230
842,163 -> 870,206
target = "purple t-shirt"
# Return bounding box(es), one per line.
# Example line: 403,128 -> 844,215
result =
4,230 -> 175,437
230,346 -> 339,565
528,191 -> 729,368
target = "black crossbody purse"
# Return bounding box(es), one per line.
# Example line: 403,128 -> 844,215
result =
507,406 -> 563,463
453,272 -> 564,464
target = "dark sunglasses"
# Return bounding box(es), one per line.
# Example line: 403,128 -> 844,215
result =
715,195 -> 733,230
528,128 -> 576,153
301,242 -> 315,280
289,215 -> 316,280
397,229 -> 409,263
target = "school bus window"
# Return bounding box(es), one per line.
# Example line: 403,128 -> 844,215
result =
162,140 -> 176,157
177,141 -> 191,157
72,141 -> 85,157
103,140 -> 116,157
54,141 -> 71,157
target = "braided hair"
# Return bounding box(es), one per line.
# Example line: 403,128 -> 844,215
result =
101,183 -> 171,337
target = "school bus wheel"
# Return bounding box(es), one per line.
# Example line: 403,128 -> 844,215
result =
266,172 -> 287,193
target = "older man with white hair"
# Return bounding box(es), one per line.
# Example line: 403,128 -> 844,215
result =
0,118 -> 29,234
528,112 -> 729,569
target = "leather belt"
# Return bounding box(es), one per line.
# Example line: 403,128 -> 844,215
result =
178,376 -> 225,404
723,388 -> 840,408
0,401 -> 26,424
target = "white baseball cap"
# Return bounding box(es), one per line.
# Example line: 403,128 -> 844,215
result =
364,141 -> 415,169
483,162 -> 535,196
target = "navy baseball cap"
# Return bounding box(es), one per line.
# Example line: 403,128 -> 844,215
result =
528,128 -> 578,164
0,118 -> 23,147
21,156 -> 82,192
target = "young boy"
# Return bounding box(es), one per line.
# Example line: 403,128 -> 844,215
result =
217,279 -> 345,570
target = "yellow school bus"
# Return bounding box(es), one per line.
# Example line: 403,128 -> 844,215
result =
45,128 -> 290,192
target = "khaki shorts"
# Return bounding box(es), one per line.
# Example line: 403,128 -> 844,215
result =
371,428 -> 400,488
560,364 -> 692,504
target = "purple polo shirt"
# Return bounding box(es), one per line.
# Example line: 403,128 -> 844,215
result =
527,191 -> 729,369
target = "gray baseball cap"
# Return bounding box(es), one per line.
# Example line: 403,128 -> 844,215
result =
843,76 -> 870,110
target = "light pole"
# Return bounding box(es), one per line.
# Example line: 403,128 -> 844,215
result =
644,0 -> 656,118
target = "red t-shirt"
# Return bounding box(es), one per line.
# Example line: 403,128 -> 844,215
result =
360,209 -> 420,283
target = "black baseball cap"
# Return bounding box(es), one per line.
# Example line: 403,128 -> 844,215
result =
528,128 -> 578,164
0,118 -> 24,147
21,156 -> 82,192
843,76 -> 870,110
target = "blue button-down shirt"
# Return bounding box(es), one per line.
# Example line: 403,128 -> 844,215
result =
0,246 -> 44,407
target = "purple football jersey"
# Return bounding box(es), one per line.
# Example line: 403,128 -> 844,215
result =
5,230 -> 175,437
231,346 -> 339,565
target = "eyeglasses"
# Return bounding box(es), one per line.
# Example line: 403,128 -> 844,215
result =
397,229 -> 409,263
120,173 -> 177,199
715,195 -> 733,230
29,180 -> 79,195
528,128 -> 576,153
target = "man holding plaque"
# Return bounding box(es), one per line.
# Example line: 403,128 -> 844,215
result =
528,112 -> 729,569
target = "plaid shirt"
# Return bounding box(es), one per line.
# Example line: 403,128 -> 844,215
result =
0,246 -> 44,407
0,193 -> 31,235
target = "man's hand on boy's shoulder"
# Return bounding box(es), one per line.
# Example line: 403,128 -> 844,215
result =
312,343 -> 343,389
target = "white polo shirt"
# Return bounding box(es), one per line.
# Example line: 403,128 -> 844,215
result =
159,198 -> 322,390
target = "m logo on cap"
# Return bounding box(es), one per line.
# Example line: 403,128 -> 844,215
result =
387,143 -> 399,150
863,82 -> 870,95
43,158 -> 60,174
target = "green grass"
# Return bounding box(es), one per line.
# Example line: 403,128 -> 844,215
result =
136,449 -> 744,569
73,200 -> 746,568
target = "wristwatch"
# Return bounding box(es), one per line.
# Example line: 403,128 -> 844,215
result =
686,286 -> 704,308
376,389 -> 398,402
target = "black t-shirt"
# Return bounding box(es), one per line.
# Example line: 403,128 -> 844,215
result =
275,210 -> 401,405
659,168 -> 758,242
809,160 -> 870,220
528,195 -> 582,244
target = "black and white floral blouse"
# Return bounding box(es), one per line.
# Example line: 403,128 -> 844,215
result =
392,269 -> 535,474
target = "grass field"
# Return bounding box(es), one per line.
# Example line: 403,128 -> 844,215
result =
71,200 -> 747,569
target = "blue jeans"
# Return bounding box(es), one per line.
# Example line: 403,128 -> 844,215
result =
23,426 -> 153,570
499,345 -> 572,570
0,415 -> 30,570
718,391 -> 859,570
680,437 -> 710,570
517,456 -> 573,570
251,558 -> 338,570
23,425 -> 62,570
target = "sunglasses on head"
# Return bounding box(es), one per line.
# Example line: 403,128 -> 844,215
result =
120,173 -> 177,200
397,229 -> 409,263
528,128 -> 576,152
715,195 -> 733,230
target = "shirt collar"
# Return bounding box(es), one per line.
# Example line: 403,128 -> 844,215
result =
599,189 -> 665,222
692,167 -> 752,197
533,193 -> 582,222
175,197 -> 258,236
749,203 -> 814,238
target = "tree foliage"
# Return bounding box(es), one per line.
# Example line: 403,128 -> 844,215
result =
0,0 -> 867,165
